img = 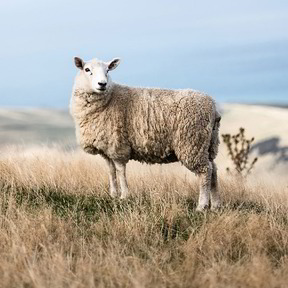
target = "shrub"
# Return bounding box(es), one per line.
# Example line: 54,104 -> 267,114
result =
222,127 -> 258,176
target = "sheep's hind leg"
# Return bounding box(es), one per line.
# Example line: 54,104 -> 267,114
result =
114,161 -> 129,199
103,156 -> 118,197
210,161 -> 221,210
196,162 -> 212,212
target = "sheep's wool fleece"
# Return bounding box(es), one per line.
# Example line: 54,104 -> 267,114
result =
70,84 -> 220,174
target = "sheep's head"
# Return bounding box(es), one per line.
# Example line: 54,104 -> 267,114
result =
74,57 -> 120,94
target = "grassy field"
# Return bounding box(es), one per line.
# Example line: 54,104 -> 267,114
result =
0,146 -> 288,287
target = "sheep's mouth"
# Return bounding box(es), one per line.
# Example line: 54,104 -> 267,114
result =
97,88 -> 106,92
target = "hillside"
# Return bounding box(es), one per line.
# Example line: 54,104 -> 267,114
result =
0,104 -> 287,178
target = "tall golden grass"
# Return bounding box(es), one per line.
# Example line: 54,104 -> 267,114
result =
0,145 -> 288,287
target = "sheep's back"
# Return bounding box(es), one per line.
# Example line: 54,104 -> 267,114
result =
124,87 -> 216,164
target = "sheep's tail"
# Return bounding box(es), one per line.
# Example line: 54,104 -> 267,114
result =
208,110 -> 221,161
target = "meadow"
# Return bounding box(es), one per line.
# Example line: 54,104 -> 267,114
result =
0,145 -> 288,288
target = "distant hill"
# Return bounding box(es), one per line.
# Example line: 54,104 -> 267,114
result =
218,103 -> 288,178
0,108 -> 76,147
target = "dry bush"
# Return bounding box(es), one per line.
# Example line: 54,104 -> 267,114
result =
222,127 -> 258,176
0,145 -> 288,287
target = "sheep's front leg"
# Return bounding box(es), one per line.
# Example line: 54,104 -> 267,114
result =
196,162 -> 212,211
114,161 -> 129,199
103,156 -> 118,197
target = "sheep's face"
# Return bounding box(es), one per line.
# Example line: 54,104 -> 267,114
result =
74,57 -> 120,94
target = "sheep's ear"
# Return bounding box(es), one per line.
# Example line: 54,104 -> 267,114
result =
107,58 -> 120,71
74,57 -> 85,70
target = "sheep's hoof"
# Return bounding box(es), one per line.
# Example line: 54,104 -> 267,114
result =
110,190 -> 118,198
120,192 -> 129,200
211,202 -> 222,211
196,205 -> 209,212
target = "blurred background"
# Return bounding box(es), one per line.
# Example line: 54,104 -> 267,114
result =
0,0 -> 287,177
0,0 -> 287,107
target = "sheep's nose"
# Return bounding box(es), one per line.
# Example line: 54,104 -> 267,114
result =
98,82 -> 107,87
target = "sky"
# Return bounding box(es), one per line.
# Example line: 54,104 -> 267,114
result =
0,0 -> 287,107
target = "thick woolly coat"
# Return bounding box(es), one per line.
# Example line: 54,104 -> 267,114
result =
70,83 -> 220,174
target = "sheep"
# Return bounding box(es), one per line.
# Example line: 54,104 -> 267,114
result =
70,56 -> 221,211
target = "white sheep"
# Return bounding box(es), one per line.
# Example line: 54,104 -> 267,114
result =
70,57 -> 221,211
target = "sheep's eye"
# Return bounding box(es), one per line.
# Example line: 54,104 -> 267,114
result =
85,68 -> 90,72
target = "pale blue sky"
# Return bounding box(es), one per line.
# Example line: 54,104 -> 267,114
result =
0,0 -> 287,107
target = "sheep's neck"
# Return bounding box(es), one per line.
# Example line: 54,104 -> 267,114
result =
73,89 -> 112,115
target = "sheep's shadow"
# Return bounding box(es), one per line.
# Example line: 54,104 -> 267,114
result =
251,137 -> 288,163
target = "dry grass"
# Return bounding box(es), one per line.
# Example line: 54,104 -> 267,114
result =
0,145 -> 288,288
